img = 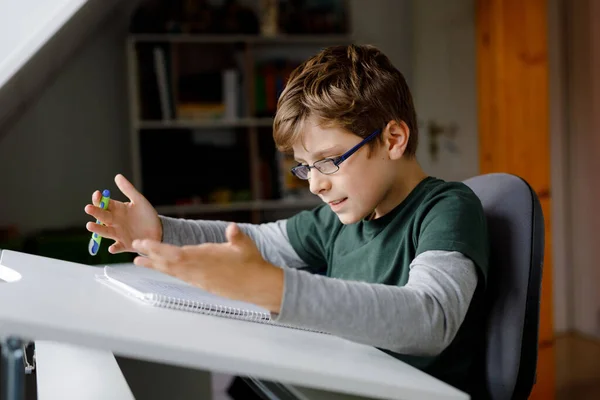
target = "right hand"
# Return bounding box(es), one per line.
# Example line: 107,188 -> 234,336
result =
85,174 -> 162,254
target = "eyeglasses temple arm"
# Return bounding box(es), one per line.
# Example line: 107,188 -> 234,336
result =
335,129 -> 382,164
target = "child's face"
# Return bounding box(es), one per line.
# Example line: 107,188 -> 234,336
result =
292,119 -> 398,224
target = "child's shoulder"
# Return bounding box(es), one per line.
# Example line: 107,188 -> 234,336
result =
408,177 -> 487,231
422,176 -> 478,195
418,177 -> 483,209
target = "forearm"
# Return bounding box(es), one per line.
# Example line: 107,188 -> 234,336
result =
160,216 -> 229,245
273,251 -> 478,356
159,216 -> 307,269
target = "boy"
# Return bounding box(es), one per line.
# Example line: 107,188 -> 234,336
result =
85,44 -> 489,396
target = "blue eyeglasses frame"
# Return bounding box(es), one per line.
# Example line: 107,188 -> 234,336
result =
291,128 -> 383,180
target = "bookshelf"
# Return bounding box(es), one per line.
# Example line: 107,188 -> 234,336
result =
126,1 -> 352,223
138,117 -> 275,129
131,33 -> 353,44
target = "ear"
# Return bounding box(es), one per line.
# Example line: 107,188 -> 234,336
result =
384,120 -> 410,160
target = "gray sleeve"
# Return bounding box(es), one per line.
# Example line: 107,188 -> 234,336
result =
273,250 -> 478,356
159,216 -> 308,269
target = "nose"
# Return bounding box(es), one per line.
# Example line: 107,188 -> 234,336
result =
308,169 -> 332,195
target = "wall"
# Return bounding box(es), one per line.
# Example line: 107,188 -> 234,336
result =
549,0 -> 600,338
412,0 -> 479,182
351,0 -> 480,184
564,0 -> 600,338
348,0 -> 413,86
0,10 -> 132,235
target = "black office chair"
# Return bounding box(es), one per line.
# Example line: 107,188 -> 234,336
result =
463,173 -> 545,400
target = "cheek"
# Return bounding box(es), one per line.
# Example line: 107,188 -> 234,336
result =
339,161 -> 389,201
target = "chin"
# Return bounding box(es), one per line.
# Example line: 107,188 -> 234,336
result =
334,212 -> 364,225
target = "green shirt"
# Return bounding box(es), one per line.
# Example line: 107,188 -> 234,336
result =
286,176 -> 490,393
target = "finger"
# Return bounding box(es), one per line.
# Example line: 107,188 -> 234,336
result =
108,242 -> 126,254
84,204 -> 113,225
92,190 -> 102,207
133,255 -> 153,269
131,239 -> 181,263
86,221 -> 117,240
115,174 -> 144,204
134,255 -> 169,274
226,223 -> 253,248
225,223 -> 241,242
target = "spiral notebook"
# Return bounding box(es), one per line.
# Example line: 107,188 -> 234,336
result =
97,265 -> 306,331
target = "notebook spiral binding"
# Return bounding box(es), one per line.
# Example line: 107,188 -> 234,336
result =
150,294 -> 272,324
99,269 -> 324,334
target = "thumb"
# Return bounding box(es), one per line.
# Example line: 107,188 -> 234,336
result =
115,174 -> 144,204
226,223 -> 252,247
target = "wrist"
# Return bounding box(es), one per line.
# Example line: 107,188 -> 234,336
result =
252,262 -> 284,313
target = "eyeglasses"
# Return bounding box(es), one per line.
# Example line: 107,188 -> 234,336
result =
291,128 -> 382,180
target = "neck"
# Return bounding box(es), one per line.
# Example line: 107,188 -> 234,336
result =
373,157 -> 428,219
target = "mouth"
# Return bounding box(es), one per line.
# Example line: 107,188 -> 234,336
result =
327,198 -> 347,208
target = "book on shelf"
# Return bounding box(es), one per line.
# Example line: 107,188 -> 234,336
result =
153,46 -> 174,120
254,59 -> 299,117
138,42 -> 244,122
176,68 -> 242,121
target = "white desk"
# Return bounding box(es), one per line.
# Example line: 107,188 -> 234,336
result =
0,250 -> 469,400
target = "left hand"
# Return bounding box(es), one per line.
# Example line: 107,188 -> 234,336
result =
132,223 -> 284,313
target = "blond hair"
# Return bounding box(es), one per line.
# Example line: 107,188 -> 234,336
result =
273,44 -> 418,156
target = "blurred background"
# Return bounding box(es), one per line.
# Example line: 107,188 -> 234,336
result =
0,0 -> 598,398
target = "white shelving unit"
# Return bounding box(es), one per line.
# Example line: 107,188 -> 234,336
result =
126,31 -> 352,221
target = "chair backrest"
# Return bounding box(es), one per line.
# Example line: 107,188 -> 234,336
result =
462,173 -> 545,400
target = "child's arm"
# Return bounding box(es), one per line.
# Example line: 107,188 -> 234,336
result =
272,250 -> 477,356
160,216 -> 308,270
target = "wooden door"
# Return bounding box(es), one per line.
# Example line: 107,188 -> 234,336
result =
476,0 -> 555,398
